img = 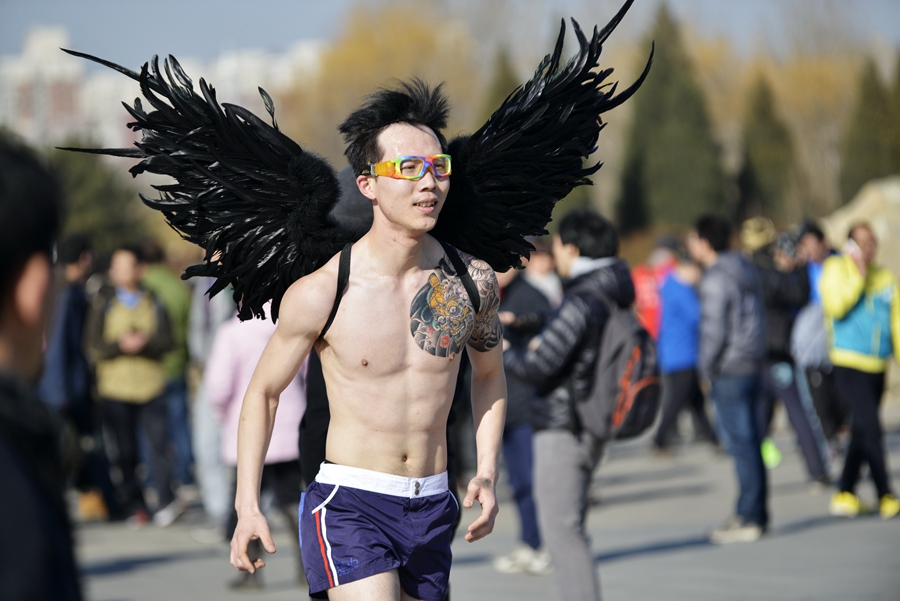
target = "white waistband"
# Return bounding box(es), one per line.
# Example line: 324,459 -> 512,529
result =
315,463 -> 448,498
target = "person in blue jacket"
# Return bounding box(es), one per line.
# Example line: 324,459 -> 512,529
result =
652,253 -> 718,453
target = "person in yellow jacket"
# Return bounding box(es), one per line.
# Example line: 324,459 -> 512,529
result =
820,223 -> 899,519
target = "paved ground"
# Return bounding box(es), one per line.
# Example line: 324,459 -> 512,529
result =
78,407 -> 900,601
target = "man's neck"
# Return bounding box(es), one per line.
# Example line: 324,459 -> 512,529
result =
570,255 -> 617,279
703,250 -> 720,269
0,340 -> 14,377
64,264 -> 85,284
0,330 -> 37,384
360,219 -> 434,277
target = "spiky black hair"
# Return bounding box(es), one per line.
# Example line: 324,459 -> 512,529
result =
338,78 -> 450,175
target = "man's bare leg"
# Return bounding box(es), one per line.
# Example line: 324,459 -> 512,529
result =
324,569 -> 422,601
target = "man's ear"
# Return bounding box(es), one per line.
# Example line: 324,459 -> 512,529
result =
357,175 -> 377,202
13,254 -> 52,328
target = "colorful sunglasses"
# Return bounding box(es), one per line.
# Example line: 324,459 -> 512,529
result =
362,154 -> 452,180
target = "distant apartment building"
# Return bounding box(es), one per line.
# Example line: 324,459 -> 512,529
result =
0,28 -> 84,145
0,27 -> 322,149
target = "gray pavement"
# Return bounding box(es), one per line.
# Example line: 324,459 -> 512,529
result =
78,409 -> 900,601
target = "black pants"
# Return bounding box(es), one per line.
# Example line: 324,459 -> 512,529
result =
805,366 -> 847,441
653,368 -> 718,449
103,396 -> 173,511
834,367 -> 893,498
65,397 -> 123,516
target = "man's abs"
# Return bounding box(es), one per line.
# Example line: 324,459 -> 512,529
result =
319,369 -> 459,478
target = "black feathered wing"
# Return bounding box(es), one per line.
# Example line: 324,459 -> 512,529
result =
59,50 -> 352,321
431,0 -> 652,271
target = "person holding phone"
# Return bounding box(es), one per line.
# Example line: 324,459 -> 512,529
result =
821,223 -> 900,519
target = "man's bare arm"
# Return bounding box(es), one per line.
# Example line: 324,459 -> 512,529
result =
230,272 -> 332,573
462,258 -> 506,542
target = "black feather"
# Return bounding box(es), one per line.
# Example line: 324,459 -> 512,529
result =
59,51 -> 354,322
258,87 -> 278,129
431,0 -> 651,271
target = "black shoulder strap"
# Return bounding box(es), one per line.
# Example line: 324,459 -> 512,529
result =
320,243 -> 352,338
580,285 -> 613,311
439,241 -> 481,315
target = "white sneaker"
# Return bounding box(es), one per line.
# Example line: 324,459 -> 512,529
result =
708,517 -> 763,544
493,544 -> 538,574
153,500 -> 185,527
526,548 -> 553,576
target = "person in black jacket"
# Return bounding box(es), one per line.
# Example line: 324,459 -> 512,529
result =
750,231 -> 829,485
504,209 -> 633,601
0,138 -> 83,600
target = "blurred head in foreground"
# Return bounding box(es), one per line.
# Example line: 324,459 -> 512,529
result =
0,138 -> 62,382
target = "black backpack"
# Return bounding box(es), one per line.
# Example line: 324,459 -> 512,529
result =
575,289 -> 661,441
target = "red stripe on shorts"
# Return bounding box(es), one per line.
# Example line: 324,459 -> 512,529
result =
314,509 -> 334,588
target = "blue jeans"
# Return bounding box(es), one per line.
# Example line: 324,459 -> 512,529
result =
711,374 -> 768,527
502,422 -> 541,549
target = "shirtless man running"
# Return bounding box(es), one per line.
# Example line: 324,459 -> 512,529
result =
229,83 -> 507,601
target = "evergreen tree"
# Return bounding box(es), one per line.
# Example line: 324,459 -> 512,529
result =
478,47 -> 521,125
840,58 -> 894,203
615,5 -> 723,231
736,76 -> 795,222
616,150 -> 649,233
48,142 -> 149,255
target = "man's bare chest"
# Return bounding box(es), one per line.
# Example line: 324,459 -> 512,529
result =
326,257 -> 477,365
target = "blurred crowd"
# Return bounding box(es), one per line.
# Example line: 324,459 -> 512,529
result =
480,212 -> 900,588
27,216 -> 900,573
29,217 -> 900,582
34,232 -> 311,589
630,215 -> 899,531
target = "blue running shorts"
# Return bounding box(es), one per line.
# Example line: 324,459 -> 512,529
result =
299,463 -> 459,601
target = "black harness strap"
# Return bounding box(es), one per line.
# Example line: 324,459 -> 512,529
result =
439,241 -> 481,315
319,242 -> 352,339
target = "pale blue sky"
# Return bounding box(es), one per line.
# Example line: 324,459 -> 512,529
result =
2,0 -> 898,68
